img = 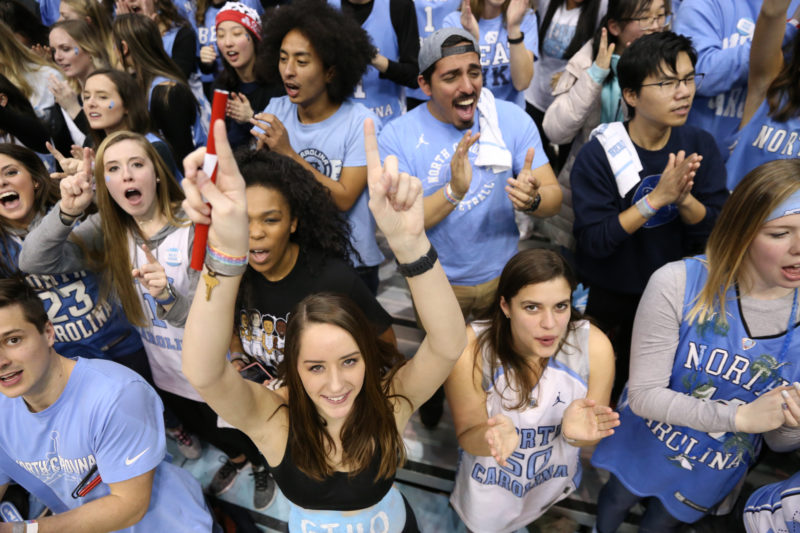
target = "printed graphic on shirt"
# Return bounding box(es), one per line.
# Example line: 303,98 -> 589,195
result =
239,308 -> 288,371
15,430 -> 96,486
299,148 -> 343,180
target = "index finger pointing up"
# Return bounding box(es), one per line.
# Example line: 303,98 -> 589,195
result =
523,147 -> 535,170
141,243 -> 159,265
363,118 -> 382,186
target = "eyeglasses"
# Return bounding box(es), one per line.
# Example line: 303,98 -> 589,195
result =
622,12 -> 672,29
641,73 -> 705,93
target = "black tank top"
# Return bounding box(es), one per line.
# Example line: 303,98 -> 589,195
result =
270,436 -> 394,511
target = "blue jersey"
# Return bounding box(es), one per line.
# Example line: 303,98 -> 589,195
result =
378,94 -> 547,285
673,0 -> 800,155
407,0 -> 461,101
0,231 -> 142,360
261,96 -> 384,268
329,0 -> 404,122
726,99 -> 800,190
744,470 -> 800,533
592,257 -> 800,523
443,9 -> 538,108
0,358 -> 213,531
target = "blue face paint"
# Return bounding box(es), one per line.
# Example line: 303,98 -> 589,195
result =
74,47 -> 80,55
245,34 -> 250,41
108,101 -> 115,109
105,175 -> 111,182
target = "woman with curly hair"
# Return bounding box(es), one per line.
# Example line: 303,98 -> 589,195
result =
251,0 -> 384,293
229,148 -> 395,377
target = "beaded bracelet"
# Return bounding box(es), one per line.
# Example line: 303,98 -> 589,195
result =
443,183 -> 463,207
206,243 -> 248,276
635,195 -> 657,219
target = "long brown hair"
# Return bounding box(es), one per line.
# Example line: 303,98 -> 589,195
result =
0,144 -> 60,277
0,20 -> 51,99
279,293 -> 408,481
475,249 -> 581,410
766,31 -> 800,122
50,19 -> 112,87
92,131 -> 185,326
687,159 -> 800,325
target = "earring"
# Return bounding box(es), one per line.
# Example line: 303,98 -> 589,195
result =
156,178 -> 160,183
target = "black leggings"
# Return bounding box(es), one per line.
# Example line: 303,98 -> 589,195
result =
156,388 -> 264,466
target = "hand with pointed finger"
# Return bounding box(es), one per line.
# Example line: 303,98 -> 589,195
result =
226,92 -> 254,123
58,147 -> 95,216
450,129 -> 480,199
460,0 -> 479,41
182,119 -> 248,258
506,148 -> 540,211
47,142 -> 83,177
484,414 -> 518,467
562,398 -> 620,444
132,244 -> 169,299
364,118 -> 426,259
250,113 -> 294,155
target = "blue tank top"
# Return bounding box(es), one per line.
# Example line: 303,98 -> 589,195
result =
592,256 -> 800,523
330,0 -> 404,123
2,232 -> 143,360
725,99 -> 800,190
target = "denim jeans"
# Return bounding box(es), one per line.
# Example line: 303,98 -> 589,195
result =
596,474 -> 684,533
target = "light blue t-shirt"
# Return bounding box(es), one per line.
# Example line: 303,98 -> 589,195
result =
408,0 -> 461,101
378,94 -> 547,285
0,358 -> 212,531
329,0 -> 404,123
443,10 -> 539,108
725,99 -> 800,190
673,0 -> 800,155
261,96 -> 384,268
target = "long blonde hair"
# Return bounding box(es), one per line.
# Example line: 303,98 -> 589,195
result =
93,131 -> 186,326
687,159 -> 800,325
57,0 -> 118,69
0,20 -> 51,99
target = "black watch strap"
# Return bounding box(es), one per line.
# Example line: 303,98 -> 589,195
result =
395,245 -> 438,278
524,193 -> 541,213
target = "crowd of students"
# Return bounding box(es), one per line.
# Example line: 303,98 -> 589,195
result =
1,0 -> 800,531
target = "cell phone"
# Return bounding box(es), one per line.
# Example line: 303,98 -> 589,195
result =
240,362 -> 274,385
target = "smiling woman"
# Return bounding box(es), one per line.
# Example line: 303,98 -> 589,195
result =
18,131 -> 271,505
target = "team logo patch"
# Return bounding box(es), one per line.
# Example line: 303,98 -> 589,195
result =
741,337 -> 756,350
165,247 -> 181,267
299,148 -> 332,176
736,18 -> 754,37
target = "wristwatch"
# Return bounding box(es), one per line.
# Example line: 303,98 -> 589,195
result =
396,245 -> 438,277
524,193 -> 541,213
154,283 -> 177,306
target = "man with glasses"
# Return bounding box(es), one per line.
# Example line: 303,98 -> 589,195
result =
569,31 -> 728,403
674,0 -> 800,154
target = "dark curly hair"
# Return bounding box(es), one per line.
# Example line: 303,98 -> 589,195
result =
256,0 -> 375,104
234,147 -> 358,308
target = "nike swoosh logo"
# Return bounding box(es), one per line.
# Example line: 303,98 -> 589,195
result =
125,447 -> 151,466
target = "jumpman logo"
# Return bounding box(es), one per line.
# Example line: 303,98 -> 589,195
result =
552,392 -> 565,406
416,134 -> 429,149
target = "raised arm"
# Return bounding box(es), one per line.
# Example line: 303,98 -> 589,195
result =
181,120 -> 287,456
361,119 -> 467,419
741,0 -> 791,129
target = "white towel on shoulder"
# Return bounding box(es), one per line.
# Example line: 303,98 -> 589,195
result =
589,121 -> 642,197
475,88 -> 513,173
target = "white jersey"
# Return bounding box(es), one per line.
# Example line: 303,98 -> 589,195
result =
451,320 -> 591,533
129,225 -> 202,401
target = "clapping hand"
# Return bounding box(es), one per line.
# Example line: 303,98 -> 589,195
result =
485,414 -> 518,467
561,398 -> 620,444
